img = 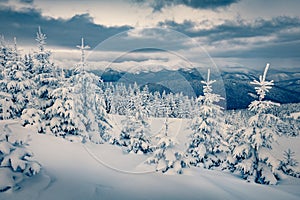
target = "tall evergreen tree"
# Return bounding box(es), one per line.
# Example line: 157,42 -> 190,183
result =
71,71 -> 109,143
32,27 -> 58,111
21,27 -> 58,133
187,69 -> 227,169
152,91 -> 163,118
43,37 -> 110,142
230,64 -> 282,184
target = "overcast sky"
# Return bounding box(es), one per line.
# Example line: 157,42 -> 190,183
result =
1,0 -> 300,72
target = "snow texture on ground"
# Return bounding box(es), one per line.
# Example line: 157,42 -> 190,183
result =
0,119 -> 299,200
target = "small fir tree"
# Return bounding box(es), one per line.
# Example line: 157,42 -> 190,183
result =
279,149 -> 300,178
112,86 -> 152,154
147,118 -> 188,174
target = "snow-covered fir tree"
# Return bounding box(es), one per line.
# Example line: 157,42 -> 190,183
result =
222,110 -> 246,171
140,85 -> 151,117
187,69 -> 227,169
276,114 -> 299,137
73,72 -> 110,143
0,38 -> 34,120
119,110 -> 151,154
32,27 -> 58,110
279,149 -> 299,178
103,82 -> 114,113
21,27 -> 58,133
23,53 -> 34,74
147,118 -> 188,174
45,69 -> 110,142
0,125 -> 41,192
103,82 -> 196,119
230,64 -> 282,185
64,38 -> 110,143
0,35 -> 8,76
0,35 -> 13,73
112,85 -> 152,154
0,37 -> 14,120
45,77 -> 83,137
110,83 -> 128,115
177,94 -> 192,118
23,36 -> 111,142
151,91 -> 164,118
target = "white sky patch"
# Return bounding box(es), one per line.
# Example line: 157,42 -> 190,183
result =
230,0 -> 300,21
46,41 -> 211,72
206,35 -> 278,53
126,28 -> 164,39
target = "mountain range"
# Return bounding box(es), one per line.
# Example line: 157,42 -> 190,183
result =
91,67 -> 300,110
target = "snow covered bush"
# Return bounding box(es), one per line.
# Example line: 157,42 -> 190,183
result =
147,118 -> 188,174
0,126 -> 41,192
187,69 -> 227,169
0,92 -> 14,120
230,64 -> 282,185
279,149 -> 300,178
21,108 -> 45,133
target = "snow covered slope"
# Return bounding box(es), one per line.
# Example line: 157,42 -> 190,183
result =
0,119 -> 300,200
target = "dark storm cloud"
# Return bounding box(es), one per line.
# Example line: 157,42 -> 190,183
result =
0,7 -> 131,48
158,16 -> 300,58
214,40 -> 300,58
133,0 -> 239,11
159,17 -> 300,42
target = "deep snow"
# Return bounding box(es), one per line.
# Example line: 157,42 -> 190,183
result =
0,117 -> 300,200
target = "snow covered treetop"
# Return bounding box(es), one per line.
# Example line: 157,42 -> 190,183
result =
198,69 -> 224,106
201,69 -> 216,94
250,63 -> 274,101
76,37 -> 90,72
248,63 -> 280,114
12,37 -> 21,61
36,26 -> 47,52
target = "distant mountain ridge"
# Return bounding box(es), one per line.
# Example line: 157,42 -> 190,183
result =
91,67 -> 300,110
